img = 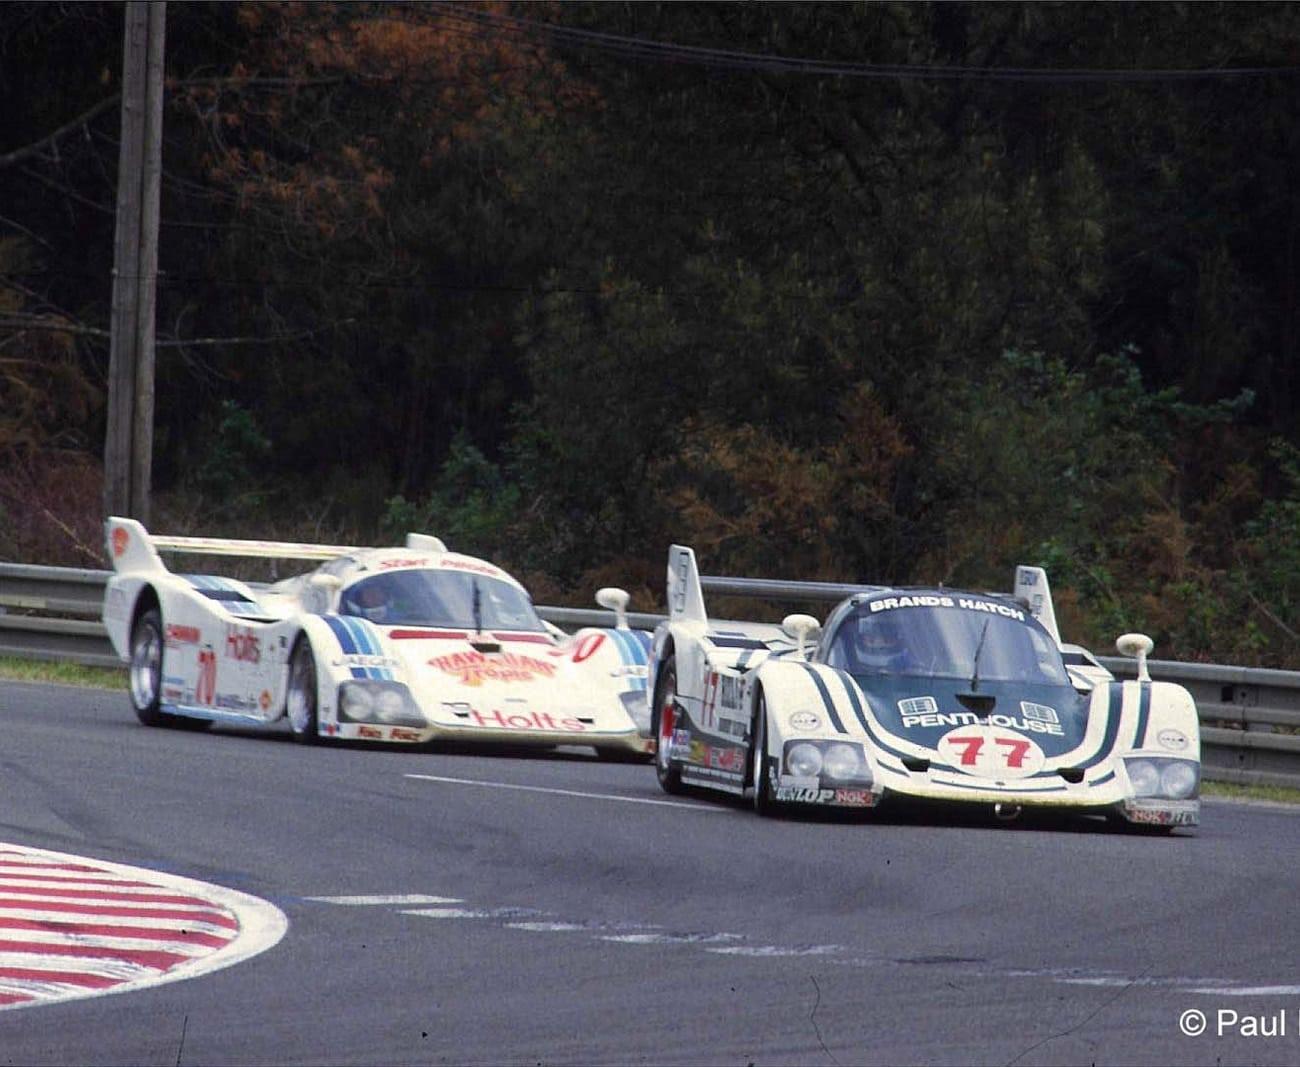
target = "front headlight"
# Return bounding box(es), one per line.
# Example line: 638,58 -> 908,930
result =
340,684 -> 374,721
338,681 -> 422,725
1127,759 -> 1160,797
822,743 -> 862,780
375,689 -> 407,723
1160,760 -> 1199,799
1124,757 -> 1198,800
786,743 -> 824,778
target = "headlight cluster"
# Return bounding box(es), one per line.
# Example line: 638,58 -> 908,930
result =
1124,757 -> 1199,800
784,740 -> 872,783
339,681 -> 423,726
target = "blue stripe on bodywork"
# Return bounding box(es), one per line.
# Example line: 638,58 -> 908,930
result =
832,669 -> 914,762
1091,770 -> 1117,787
1075,683 -> 1126,770
607,629 -> 649,691
343,617 -> 393,680
324,616 -> 368,679
1133,683 -> 1152,749
801,665 -> 846,734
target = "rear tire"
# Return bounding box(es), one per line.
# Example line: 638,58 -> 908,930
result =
287,639 -> 321,744
651,656 -> 685,795
751,691 -> 777,816
129,609 -> 166,727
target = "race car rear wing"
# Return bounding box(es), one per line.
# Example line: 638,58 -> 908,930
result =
105,516 -> 446,572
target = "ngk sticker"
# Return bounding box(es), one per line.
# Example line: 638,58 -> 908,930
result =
936,724 -> 1045,779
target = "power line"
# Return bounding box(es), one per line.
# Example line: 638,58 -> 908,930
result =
420,1 -> 1300,84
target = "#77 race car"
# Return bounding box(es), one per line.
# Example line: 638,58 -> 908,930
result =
100,517 -> 654,758
648,545 -> 1201,830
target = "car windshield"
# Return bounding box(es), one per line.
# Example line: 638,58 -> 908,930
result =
825,599 -> 1070,685
339,569 -> 545,631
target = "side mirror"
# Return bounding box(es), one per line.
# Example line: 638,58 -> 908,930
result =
595,587 -> 630,630
781,613 -> 822,660
1116,632 -> 1155,683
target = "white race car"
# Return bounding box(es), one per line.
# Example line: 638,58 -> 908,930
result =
101,517 -> 654,757
648,545 -> 1201,829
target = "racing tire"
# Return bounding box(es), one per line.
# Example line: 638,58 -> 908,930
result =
651,656 -> 685,795
286,638 -> 322,745
751,691 -> 778,816
128,608 -> 167,727
128,608 -> 211,731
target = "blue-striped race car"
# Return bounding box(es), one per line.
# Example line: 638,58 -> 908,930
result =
648,545 -> 1200,829
101,518 -> 653,757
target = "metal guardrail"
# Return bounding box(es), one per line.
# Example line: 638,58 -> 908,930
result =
3,563 -> 1298,789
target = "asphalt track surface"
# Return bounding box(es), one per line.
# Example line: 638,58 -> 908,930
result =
0,680 -> 1298,1066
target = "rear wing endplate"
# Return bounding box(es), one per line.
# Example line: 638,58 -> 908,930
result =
1014,564 -> 1061,645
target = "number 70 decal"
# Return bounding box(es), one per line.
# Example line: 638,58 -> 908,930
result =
936,725 -> 1045,778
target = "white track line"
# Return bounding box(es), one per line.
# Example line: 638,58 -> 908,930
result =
404,773 -> 728,812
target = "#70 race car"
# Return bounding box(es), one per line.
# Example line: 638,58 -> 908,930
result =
100,517 -> 654,758
648,544 -> 1201,830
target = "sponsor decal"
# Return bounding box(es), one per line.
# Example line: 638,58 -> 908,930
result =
163,686 -> 183,701
718,674 -> 743,711
440,557 -> 501,578
166,623 -> 201,646
789,711 -> 821,731
391,727 -> 423,742
571,632 -> 606,663
111,526 -> 129,558
833,788 -> 876,807
1157,728 -> 1190,751
898,696 -> 937,717
359,725 -> 383,739
224,625 -> 261,664
196,645 -> 217,705
429,650 -> 557,686
259,689 -> 272,711
670,728 -> 691,756
379,557 -> 430,569
333,653 -> 401,670
1020,702 -> 1059,725
869,595 -> 1024,621
1016,567 -> 1039,588
775,786 -> 836,804
214,692 -> 257,712
901,709 -> 1063,736
467,708 -> 586,732
1125,805 -> 1197,827
937,723 -> 1046,778
703,743 -> 745,772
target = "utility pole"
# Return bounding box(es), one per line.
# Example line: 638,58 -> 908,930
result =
104,1 -> 166,524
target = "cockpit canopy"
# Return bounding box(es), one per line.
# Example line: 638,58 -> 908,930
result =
824,596 -> 1070,686
339,568 -> 545,632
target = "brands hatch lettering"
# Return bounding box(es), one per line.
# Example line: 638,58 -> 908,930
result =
868,595 -> 1024,621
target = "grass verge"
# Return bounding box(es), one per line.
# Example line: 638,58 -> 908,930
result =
0,656 -> 125,689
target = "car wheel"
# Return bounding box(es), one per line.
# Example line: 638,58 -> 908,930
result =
751,691 -> 777,816
129,608 -> 166,727
287,639 -> 321,745
651,656 -> 685,795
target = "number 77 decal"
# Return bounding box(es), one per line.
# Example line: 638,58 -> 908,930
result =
938,726 -> 1044,777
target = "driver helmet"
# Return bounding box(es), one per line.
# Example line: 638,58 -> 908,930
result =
351,580 -> 392,623
859,617 -> 906,661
